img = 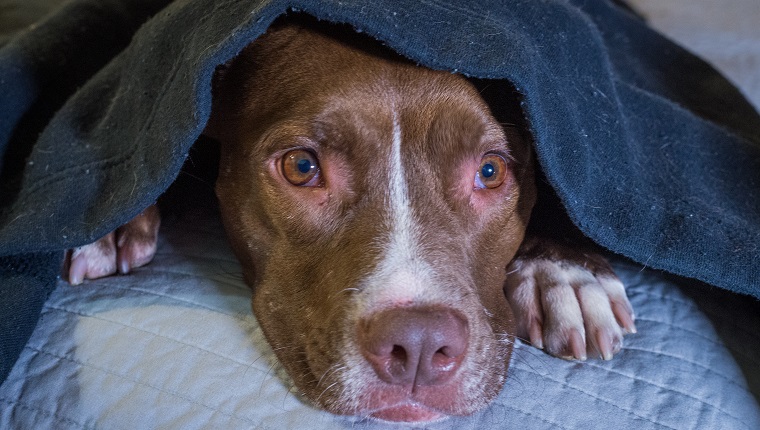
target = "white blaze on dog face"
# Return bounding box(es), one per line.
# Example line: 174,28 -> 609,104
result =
357,110 -> 438,310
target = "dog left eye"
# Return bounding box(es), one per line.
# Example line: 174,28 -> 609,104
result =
282,149 -> 321,186
474,154 -> 508,189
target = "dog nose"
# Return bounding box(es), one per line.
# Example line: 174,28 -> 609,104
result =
359,307 -> 468,387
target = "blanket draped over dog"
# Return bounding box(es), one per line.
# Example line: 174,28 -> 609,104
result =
1,0 -> 759,382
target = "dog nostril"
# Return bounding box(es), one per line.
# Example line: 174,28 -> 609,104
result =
359,307 -> 469,387
391,345 -> 407,361
388,344 -> 409,375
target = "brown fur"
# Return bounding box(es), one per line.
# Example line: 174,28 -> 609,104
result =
206,19 -> 536,419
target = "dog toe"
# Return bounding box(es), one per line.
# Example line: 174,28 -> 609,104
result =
115,205 -> 160,274
505,263 -> 545,347
67,233 -> 118,284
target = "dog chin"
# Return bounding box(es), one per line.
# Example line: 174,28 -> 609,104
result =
369,403 -> 446,423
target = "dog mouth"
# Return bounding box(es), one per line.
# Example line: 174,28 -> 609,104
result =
369,402 -> 446,422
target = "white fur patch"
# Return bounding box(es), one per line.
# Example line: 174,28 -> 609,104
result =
357,111 -> 437,310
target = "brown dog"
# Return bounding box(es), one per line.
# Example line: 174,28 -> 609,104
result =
66,17 -> 635,422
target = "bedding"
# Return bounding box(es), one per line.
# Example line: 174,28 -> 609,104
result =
1,205 -> 759,429
1,0 -> 759,427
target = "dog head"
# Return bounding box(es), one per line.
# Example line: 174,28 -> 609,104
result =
206,17 -> 536,422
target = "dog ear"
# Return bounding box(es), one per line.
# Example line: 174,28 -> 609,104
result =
202,63 -> 231,141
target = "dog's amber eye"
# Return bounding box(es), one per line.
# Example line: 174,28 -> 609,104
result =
282,149 -> 320,186
475,154 -> 508,189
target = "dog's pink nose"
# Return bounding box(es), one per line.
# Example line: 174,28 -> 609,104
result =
359,307 -> 468,387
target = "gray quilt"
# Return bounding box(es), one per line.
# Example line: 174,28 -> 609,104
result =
0,0 -> 759,427
1,206 -> 758,429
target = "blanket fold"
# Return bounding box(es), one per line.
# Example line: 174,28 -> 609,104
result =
1,0 -> 759,383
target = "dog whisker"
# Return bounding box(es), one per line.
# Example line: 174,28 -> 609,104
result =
271,344 -> 298,352
315,380 -> 342,404
240,352 -> 270,379
317,363 -> 346,388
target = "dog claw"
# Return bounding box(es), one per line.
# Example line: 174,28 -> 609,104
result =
528,318 -> 544,349
569,329 -> 587,361
68,254 -> 87,285
594,331 -> 614,361
116,236 -> 157,275
612,301 -> 637,334
548,329 -> 587,361
117,254 -> 131,275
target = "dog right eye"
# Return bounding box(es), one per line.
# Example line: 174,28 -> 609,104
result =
474,153 -> 508,189
282,149 -> 321,186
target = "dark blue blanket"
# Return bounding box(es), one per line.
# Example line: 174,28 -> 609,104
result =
1,0 -> 759,382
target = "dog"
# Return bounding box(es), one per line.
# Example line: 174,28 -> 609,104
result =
65,17 -> 635,423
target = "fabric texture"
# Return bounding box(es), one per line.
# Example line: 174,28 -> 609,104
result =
0,0 -> 759,386
1,206 -> 758,429
0,252 -> 59,380
628,0 -> 760,112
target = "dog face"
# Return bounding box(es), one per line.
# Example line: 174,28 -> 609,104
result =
208,20 -> 536,421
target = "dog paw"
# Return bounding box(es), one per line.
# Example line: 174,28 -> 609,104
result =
504,241 -> 636,361
65,205 -> 160,285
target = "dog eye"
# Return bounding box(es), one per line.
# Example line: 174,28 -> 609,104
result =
282,149 -> 321,186
474,154 -> 508,189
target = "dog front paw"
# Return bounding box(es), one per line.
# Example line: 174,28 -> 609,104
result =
505,238 -> 636,361
65,205 -> 160,285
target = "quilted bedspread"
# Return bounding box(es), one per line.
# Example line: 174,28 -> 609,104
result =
1,207 -> 759,429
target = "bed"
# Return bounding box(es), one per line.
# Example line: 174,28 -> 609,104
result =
1,0 -> 759,428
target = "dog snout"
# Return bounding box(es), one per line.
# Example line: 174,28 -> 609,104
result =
359,307 -> 469,387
